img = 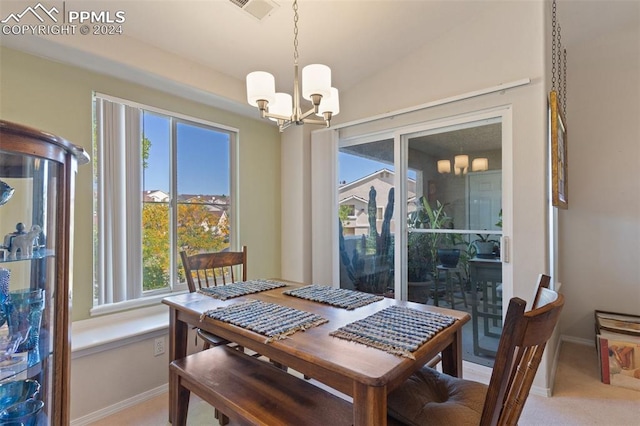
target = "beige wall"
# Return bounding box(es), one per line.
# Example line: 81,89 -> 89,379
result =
559,4 -> 640,339
0,46 -> 282,321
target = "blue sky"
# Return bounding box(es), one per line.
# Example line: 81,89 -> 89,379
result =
338,152 -> 416,183
338,152 -> 392,184
143,112 -> 230,195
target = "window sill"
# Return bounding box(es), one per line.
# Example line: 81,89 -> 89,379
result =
90,289 -> 188,317
72,303 -> 169,359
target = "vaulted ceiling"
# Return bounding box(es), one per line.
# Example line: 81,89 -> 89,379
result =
1,0 -> 635,123
1,1 -> 501,104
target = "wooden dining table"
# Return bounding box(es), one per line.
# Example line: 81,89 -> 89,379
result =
162,281 -> 470,426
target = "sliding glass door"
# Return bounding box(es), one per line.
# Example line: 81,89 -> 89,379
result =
336,112 -> 506,368
401,119 -> 503,367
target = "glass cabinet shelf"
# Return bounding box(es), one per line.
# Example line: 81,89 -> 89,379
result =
0,249 -> 55,263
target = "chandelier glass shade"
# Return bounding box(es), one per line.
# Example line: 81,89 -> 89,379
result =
437,160 -> 451,174
454,154 -> 469,170
245,0 -> 339,132
267,93 -> 292,122
471,158 -> 489,172
438,155 -> 489,175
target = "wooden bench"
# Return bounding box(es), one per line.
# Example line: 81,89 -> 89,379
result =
169,345 -> 354,426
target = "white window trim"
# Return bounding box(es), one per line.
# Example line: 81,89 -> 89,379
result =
89,290 -> 187,317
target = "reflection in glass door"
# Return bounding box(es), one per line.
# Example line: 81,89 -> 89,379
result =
337,139 -> 399,296
404,120 -> 503,367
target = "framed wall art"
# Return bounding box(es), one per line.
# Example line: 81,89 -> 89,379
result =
550,90 -> 568,209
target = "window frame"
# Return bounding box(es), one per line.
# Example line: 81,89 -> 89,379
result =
345,204 -> 356,218
91,93 -> 239,315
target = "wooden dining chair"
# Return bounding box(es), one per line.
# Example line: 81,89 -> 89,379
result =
180,246 -> 247,350
180,246 -> 247,293
387,274 -> 564,426
179,247 -> 248,426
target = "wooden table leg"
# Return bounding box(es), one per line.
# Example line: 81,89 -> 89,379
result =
441,328 -> 463,378
168,307 -> 189,423
170,367 -> 190,426
353,382 -> 386,425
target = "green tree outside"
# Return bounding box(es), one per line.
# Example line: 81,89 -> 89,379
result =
338,205 -> 352,225
142,201 -> 229,291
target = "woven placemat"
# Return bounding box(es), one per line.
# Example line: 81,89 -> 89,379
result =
283,285 -> 383,310
197,279 -> 287,300
201,299 -> 328,342
330,306 -> 457,359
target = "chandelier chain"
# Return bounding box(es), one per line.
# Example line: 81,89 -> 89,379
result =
557,24 -> 563,109
550,0 -> 567,120
563,48 -> 567,118
293,0 -> 299,65
551,0 -> 557,91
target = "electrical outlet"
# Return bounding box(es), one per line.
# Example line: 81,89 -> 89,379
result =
154,337 -> 165,356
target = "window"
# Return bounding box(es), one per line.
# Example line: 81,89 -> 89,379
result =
345,204 -> 355,217
93,95 -> 237,310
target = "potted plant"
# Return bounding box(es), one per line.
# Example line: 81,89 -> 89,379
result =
473,210 -> 502,258
473,233 -> 498,258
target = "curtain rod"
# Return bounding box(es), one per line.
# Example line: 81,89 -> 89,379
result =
327,78 -> 531,131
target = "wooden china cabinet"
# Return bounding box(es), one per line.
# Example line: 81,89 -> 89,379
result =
0,120 -> 89,425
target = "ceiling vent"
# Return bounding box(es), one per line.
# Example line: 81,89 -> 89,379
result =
229,0 -> 279,21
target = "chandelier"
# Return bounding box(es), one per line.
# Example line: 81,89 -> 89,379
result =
437,155 -> 488,175
245,0 -> 339,132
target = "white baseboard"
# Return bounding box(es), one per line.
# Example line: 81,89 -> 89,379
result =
561,334 -> 594,347
70,384 -> 168,426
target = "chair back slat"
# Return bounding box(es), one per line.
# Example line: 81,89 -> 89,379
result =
480,273 -> 564,426
180,247 -> 247,293
480,297 -> 527,426
501,344 -> 545,425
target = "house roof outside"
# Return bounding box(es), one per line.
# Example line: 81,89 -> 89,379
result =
142,191 -> 230,213
339,169 -> 417,234
338,169 -> 416,205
